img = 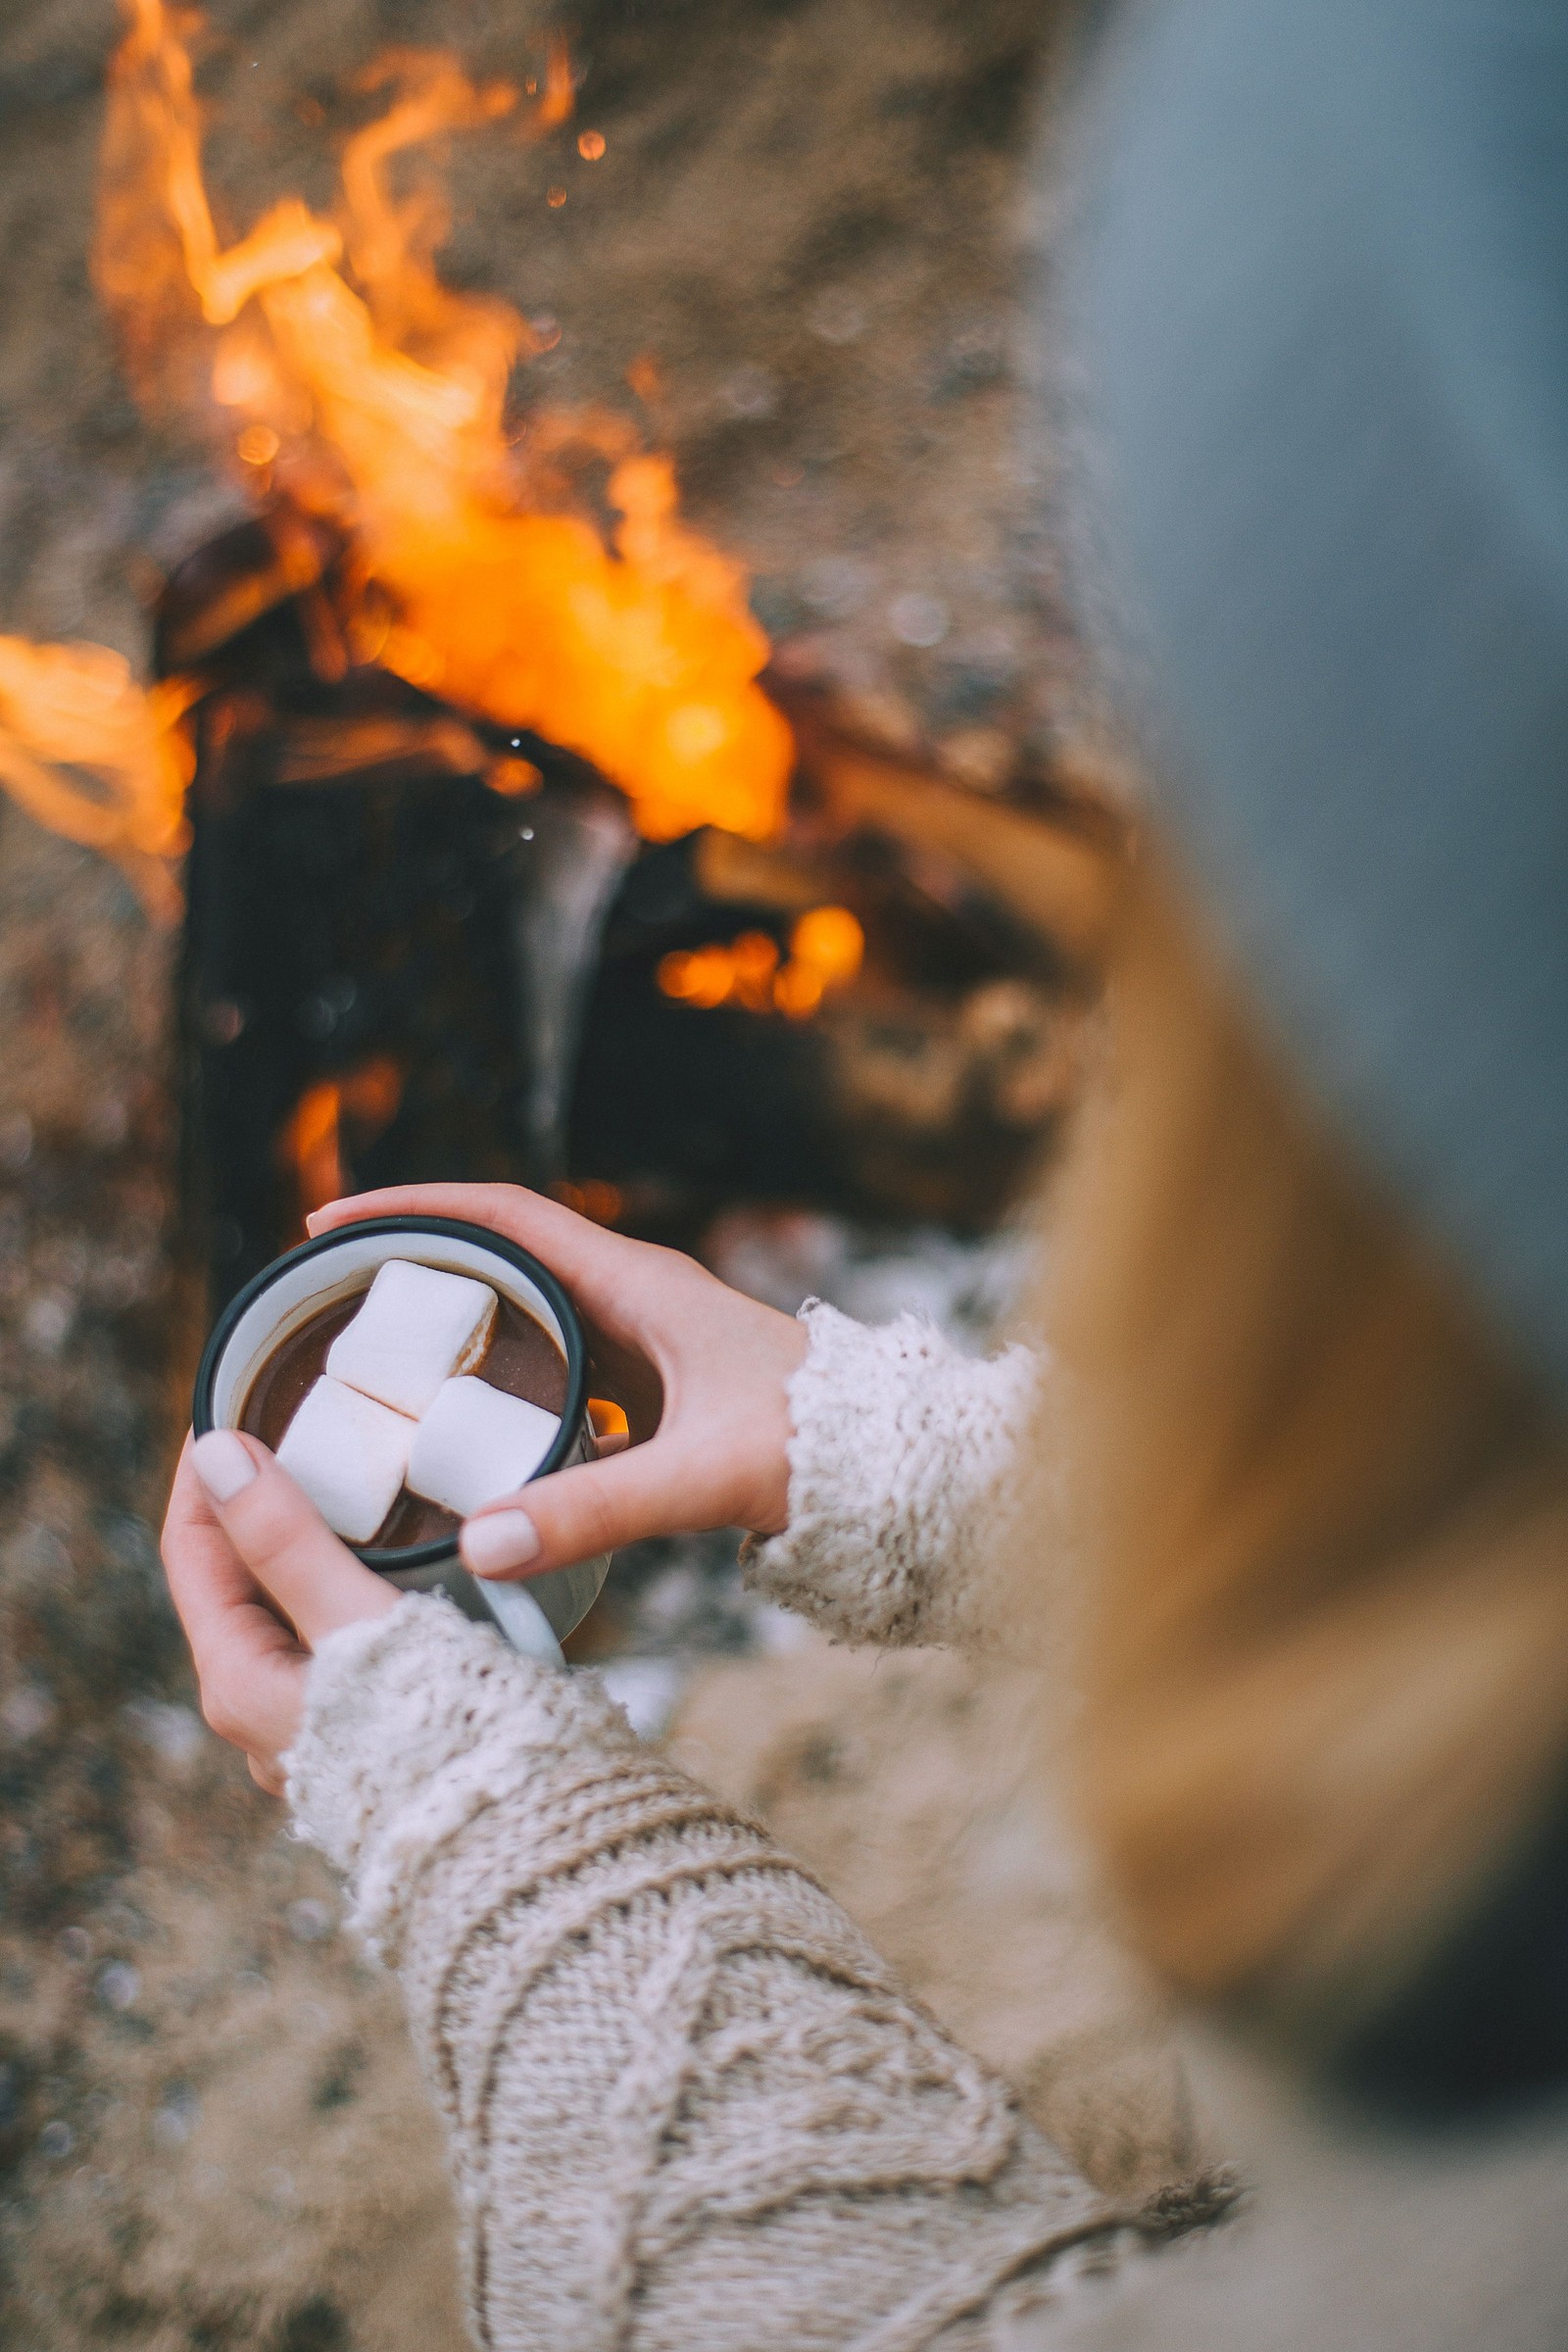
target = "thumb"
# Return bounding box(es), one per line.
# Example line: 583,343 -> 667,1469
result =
460,1439 -> 707,1581
191,1430 -> 399,1644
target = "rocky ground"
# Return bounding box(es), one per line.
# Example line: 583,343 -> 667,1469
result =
0,803 -> 468,2352
0,4 -> 1199,2345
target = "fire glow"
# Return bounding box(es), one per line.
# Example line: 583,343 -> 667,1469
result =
0,637 -> 193,922
0,0 -> 794,908
659,906 -> 865,1021
279,1056 -> 403,1222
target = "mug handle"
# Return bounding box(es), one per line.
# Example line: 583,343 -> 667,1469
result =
472,1574 -> 566,1666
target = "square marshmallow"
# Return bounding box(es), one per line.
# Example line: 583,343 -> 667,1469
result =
276,1375 -> 415,1544
326,1259 -> 498,1419
407,1376 -> 562,1518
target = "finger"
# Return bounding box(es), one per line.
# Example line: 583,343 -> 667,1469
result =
189,1431 -> 399,1645
248,1754 -> 286,1798
164,1435 -> 273,1638
460,1436 -> 722,1581
306,1184 -> 698,1347
165,1439 -> 307,1671
305,1187 -> 703,1448
163,1440 -> 318,1763
308,1184 -> 637,1297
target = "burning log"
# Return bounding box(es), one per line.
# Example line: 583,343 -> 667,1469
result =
781,692 -> 1126,974
162,506 -> 1087,1294
162,510 -> 583,1303
159,511 -> 835,1298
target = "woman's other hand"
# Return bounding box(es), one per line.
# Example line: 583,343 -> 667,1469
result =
307,1184 -> 808,1584
161,1431 -> 398,1793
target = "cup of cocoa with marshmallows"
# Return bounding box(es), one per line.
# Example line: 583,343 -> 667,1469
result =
192,1216 -> 610,1663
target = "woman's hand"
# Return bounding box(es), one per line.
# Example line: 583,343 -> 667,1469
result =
307,1184 -> 808,1584
162,1430 -> 399,1793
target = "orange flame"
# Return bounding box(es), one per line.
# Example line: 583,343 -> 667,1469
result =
279,1077 -> 348,1221
279,1054 -> 403,1227
536,32 -> 575,131
91,0 -> 792,844
0,639 -> 193,921
658,906 -> 864,1019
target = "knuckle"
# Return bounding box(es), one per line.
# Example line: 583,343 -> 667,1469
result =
575,1484 -> 619,1555
239,1483 -> 329,1579
201,1682 -> 244,1747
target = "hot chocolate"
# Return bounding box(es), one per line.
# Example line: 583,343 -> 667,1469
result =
242,1271 -> 568,1548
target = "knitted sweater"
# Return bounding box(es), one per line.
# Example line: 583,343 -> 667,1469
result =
285,1303 -> 1155,2350
285,1300 -> 1568,2349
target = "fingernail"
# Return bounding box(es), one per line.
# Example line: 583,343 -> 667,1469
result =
461,1509 -> 541,1577
193,1430 -> 260,1504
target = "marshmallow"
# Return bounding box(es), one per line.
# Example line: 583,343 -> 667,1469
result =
276,1375 -> 415,1544
407,1376 -> 562,1518
326,1260 -> 498,1419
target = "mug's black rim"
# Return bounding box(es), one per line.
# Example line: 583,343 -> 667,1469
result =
191,1215 -> 591,1574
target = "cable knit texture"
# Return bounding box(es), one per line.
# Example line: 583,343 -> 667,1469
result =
287,1595 -> 1130,2352
744,1301 -> 1046,1650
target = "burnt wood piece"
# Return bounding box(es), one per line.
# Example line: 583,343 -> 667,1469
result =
178,677 -> 541,1310
162,509 -> 1066,1298
157,513 -> 849,1300
159,513 -> 554,1308
568,834 -> 846,1210
566,831 -> 1066,1233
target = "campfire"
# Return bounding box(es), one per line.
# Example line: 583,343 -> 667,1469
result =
0,0 -> 1106,1306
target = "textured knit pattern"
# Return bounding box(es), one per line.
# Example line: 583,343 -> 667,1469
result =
287,1597 -> 1130,2352
744,1301 -> 1045,1650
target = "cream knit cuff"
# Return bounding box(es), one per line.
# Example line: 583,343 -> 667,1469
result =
745,1299 -> 1044,1650
285,1593 -> 637,1958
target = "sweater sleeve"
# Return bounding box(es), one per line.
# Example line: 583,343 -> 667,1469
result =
286,1594 -> 1133,2352
743,1301 -> 1047,1651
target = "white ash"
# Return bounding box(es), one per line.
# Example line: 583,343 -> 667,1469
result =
325,1260 -> 497,1419
705,1208 -> 1034,1353
276,1376 -> 416,1544
406,1376 -> 560,1519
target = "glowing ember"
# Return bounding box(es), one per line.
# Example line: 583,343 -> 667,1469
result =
279,1078 -> 347,1221
659,906 -> 864,1020
91,0 -> 793,844
535,34 -> 576,131
279,1056 -> 403,1228
555,1178 -> 625,1225
0,638 -> 193,922
236,421 -> 281,466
